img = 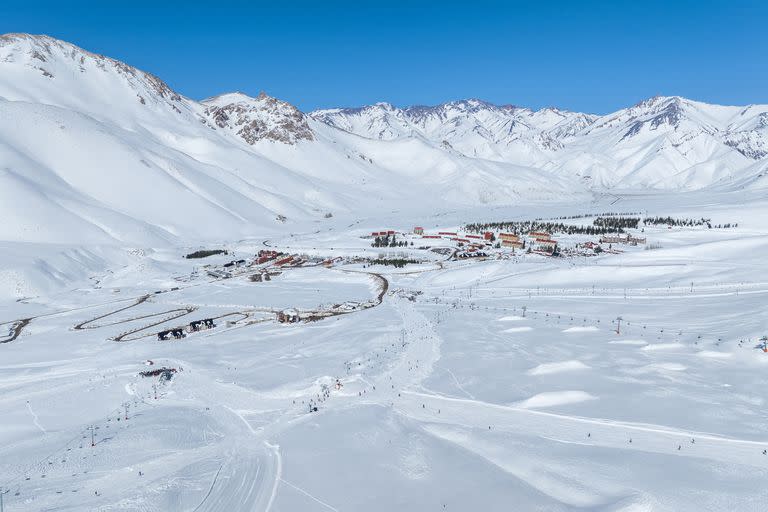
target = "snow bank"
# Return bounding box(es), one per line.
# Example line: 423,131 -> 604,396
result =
527,360 -> 591,376
516,391 -> 597,409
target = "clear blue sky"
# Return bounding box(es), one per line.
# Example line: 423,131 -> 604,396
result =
1,0 -> 765,113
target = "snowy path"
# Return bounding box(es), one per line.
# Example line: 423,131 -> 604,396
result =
378,297 -> 442,391
191,408 -> 284,512
191,450 -> 266,512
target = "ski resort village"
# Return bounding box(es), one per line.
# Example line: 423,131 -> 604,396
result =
1,31 -> 768,512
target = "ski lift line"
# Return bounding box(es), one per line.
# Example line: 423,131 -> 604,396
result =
420,295 -> 737,340
190,462 -> 226,512
0,374 -> 163,490
434,282 -> 768,299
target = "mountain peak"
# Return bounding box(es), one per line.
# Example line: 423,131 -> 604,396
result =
201,91 -> 313,144
0,32 -> 184,117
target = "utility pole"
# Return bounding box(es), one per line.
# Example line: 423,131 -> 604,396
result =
90,425 -> 95,447
124,403 -> 129,421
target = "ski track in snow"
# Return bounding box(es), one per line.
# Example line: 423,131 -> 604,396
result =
264,441 -> 282,512
378,297 -> 443,392
393,391 -> 768,469
435,364 -> 475,400
26,401 -> 46,434
278,477 -> 341,512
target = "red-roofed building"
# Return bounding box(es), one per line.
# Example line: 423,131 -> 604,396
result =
535,238 -> 557,251
274,256 -> 294,266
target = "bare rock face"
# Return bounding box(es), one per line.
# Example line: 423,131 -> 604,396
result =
202,92 -> 314,145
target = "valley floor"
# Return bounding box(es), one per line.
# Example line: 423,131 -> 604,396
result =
1,195 -> 768,511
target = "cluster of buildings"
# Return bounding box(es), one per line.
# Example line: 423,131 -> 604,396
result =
277,308 -> 301,323
497,231 -> 557,252
256,250 -> 281,264
157,328 -> 186,340
367,224 -> 649,260
157,318 -> 217,340
407,226 -> 559,253
223,259 -> 246,269
599,234 -> 647,246
370,229 -> 397,237
189,318 -> 216,332
250,272 -> 272,282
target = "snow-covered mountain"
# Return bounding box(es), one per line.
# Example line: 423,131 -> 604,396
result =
0,34 -> 585,247
311,100 -> 596,163
1,33 -> 767,248
312,96 -> 768,189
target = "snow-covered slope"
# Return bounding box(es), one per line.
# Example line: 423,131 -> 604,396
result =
0,34 -> 592,247
554,96 -> 768,189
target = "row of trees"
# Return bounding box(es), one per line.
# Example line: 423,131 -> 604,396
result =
371,235 -> 414,248
465,220 -> 626,236
643,216 -> 711,227
539,211 -> 642,221
593,216 -> 640,230
466,214 -> 737,237
185,249 -> 227,259
368,258 -> 420,268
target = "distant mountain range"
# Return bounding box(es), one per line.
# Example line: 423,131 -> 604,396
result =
1,33 -> 766,245
313,95 -> 768,189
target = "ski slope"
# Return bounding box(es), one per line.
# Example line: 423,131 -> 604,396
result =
2,193 -> 768,511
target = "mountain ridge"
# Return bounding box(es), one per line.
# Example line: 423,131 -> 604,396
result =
0,33 -> 767,248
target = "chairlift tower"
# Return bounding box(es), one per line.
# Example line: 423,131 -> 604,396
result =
616,316 -> 623,335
